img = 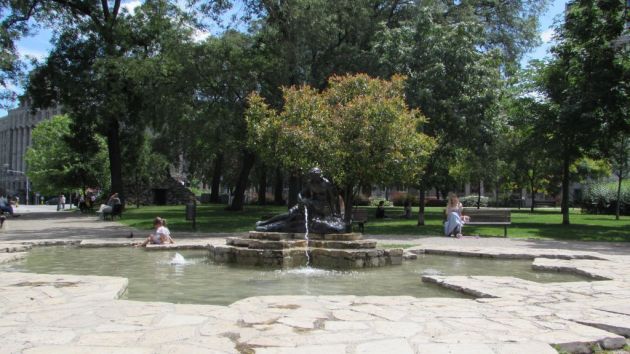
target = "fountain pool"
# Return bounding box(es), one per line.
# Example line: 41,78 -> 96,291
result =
1,246 -> 589,305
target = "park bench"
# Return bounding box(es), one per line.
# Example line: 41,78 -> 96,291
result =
351,208 -> 368,233
103,204 -> 123,221
462,207 -> 511,237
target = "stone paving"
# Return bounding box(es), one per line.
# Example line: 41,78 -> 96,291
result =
0,210 -> 629,353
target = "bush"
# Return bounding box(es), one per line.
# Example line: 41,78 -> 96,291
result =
390,191 -> 419,206
581,181 -> 630,215
369,197 -> 392,207
460,195 -> 489,207
425,198 -> 447,207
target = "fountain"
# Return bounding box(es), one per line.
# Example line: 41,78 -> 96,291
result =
209,168 -> 403,268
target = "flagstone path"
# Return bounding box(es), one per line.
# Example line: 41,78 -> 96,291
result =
0,210 -> 629,353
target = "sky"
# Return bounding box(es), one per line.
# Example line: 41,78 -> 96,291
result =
0,0 -> 568,117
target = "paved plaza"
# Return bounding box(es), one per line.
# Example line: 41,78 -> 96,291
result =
1,207 -> 629,353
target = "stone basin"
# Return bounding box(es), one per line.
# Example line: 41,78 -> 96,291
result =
209,231 -> 403,268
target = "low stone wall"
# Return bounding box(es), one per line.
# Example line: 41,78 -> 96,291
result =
209,231 -> 403,268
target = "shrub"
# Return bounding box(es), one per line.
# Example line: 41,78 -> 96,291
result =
581,181 -> 630,215
460,195 -> 489,207
390,191 -> 419,206
369,197 -> 392,207
425,198 -> 447,207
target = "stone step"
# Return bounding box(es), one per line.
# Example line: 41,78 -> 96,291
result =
210,244 -> 403,268
228,237 -> 377,250
248,231 -> 363,242
308,239 -> 377,249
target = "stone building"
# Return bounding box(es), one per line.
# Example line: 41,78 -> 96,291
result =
0,104 -> 63,199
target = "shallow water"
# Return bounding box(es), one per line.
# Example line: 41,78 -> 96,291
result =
2,247 -> 588,305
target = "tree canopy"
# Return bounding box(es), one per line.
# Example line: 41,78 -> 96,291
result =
25,114 -> 110,195
246,73 -> 436,218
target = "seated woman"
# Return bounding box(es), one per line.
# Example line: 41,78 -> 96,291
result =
135,217 -> 174,247
97,192 -> 121,219
0,194 -> 16,217
444,193 -> 469,238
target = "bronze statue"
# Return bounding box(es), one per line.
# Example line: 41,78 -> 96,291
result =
255,167 -> 346,233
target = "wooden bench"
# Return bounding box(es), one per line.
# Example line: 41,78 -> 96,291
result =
104,204 -> 123,221
351,208 -> 368,233
461,207 -> 511,237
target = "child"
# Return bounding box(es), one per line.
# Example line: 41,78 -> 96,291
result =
135,217 -> 175,247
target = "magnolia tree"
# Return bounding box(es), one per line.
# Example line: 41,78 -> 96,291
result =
246,74 -> 436,220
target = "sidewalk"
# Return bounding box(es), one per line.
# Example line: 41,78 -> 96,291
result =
0,211 -> 629,353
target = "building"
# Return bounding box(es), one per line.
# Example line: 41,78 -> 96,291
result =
0,103 -> 63,199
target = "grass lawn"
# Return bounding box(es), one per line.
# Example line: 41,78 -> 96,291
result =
120,204 -> 630,242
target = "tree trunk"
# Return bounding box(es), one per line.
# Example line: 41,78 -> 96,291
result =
417,187 -> 426,226
209,154 -> 223,203
274,167 -> 284,205
343,186 -> 354,224
106,119 -> 124,203
529,176 -> 535,213
615,136 -> 625,220
288,172 -> 299,208
561,154 -> 571,225
530,187 -> 537,213
258,165 -> 267,205
477,180 -> 481,209
616,172 -> 623,221
226,151 -> 256,211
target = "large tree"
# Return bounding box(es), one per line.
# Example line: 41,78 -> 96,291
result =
24,1 -> 197,202
25,114 -> 110,195
539,0 -> 630,224
246,74 -> 436,220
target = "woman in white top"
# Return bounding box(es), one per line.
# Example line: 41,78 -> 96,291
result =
136,217 -> 175,247
444,193 -> 469,238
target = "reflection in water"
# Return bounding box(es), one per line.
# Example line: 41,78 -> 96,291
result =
2,246 -> 589,305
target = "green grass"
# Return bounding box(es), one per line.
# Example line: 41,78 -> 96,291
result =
119,204 -> 630,242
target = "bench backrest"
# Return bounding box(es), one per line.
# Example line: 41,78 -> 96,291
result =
352,208 -> 368,222
463,208 -> 511,222
111,204 -> 123,215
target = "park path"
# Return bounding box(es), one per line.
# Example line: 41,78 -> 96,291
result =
0,208 -> 629,353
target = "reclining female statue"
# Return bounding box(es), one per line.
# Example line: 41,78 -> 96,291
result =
255,167 -> 346,234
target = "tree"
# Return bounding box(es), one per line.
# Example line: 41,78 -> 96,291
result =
539,0 -> 630,224
374,5 -> 503,223
16,0 -> 199,202
246,73 -> 436,220
611,136 -> 630,219
25,114 -> 109,195
502,87 -> 558,212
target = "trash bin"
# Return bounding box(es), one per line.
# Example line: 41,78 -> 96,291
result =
185,203 -> 196,221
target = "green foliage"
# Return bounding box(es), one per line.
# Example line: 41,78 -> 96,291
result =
460,195 -> 490,207
246,74 -> 436,192
534,0 -> 630,224
582,181 -> 630,209
119,204 -> 630,242
25,114 -> 110,195
369,198 -> 392,207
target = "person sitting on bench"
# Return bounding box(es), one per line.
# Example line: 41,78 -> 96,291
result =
444,193 -> 469,238
97,192 -> 121,219
0,194 -> 17,217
